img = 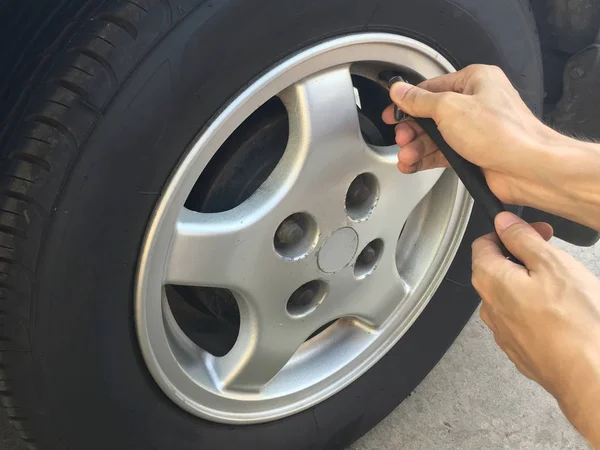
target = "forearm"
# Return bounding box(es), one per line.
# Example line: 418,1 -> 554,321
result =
561,389 -> 600,448
516,131 -> 600,231
555,349 -> 600,449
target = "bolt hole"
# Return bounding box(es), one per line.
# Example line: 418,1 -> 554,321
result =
287,280 -> 327,317
274,213 -> 318,260
355,239 -> 384,278
346,173 -> 379,221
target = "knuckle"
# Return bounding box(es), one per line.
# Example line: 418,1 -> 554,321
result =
413,159 -> 423,173
395,133 -> 405,147
472,236 -> 483,250
471,235 -> 490,255
471,272 -> 483,293
471,261 -> 489,292
470,64 -> 504,87
536,247 -> 562,272
469,64 -> 489,79
398,151 -> 417,167
465,64 -> 486,75
536,246 -> 555,263
486,65 -> 504,76
413,135 -> 428,155
397,162 -> 414,174
471,254 -> 482,273
501,223 -> 529,243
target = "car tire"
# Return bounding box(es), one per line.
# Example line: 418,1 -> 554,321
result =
0,0 -> 542,449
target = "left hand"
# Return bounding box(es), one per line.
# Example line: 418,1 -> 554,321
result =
472,212 -> 600,447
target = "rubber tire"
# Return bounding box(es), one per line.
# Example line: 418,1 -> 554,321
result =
0,0 -> 542,449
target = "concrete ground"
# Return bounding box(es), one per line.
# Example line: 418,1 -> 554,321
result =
0,240 -> 597,449
352,239 -> 598,450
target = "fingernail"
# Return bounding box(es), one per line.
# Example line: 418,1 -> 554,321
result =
495,212 -> 522,232
390,82 -> 412,101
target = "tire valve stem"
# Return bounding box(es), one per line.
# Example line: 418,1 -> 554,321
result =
379,71 -> 407,122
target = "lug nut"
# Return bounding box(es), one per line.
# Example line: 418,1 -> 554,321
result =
347,177 -> 371,206
346,174 -> 379,220
291,287 -> 315,308
354,239 -> 383,278
274,213 -> 318,260
276,218 -> 304,245
357,244 -> 376,265
287,280 -> 324,316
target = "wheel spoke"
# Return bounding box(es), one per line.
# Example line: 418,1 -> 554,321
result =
164,205 -> 273,288
328,254 -> 408,329
358,154 -> 446,233
213,289 -> 314,392
387,168 -> 445,226
278,65 -> 366,186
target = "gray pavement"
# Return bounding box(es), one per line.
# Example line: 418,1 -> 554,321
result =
0,240 -> 597,449
352,239 -> 598,450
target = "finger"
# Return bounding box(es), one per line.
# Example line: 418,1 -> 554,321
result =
397,133 -> 439,165
530,222 -> 554,242
393,121 -> 420,147
472,222 -> 552,246
472,232 -> 504,262
494,212 -> 557,269
395,119 -> 424,135
382,104 -> 428,125
397,150 -> 449,174
394,120 -> 425,146
382,104 -> 400,124
471,220 -> 553,293
390,82 -> 460,120
471,232 -> 529,296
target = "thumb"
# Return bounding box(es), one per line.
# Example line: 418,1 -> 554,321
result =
494,212 -> 554,269
390,82 -> 452,119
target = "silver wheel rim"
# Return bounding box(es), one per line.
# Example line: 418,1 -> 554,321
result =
135,33 -> 473,424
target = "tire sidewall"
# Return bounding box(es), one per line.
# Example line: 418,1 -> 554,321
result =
31,1 -> 542,448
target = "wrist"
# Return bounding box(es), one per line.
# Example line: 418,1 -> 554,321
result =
555,349 -> 600,447
519,128 -> 600,230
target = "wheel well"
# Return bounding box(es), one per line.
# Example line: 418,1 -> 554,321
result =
530,0 -> 600,105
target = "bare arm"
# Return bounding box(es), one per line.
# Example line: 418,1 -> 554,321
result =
386,65 -> 600,447
533,134 -> 600,231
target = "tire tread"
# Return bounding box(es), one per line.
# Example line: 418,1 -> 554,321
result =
0,0 -> 198,446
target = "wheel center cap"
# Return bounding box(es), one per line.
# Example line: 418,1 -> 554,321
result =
318,227 -> 359,273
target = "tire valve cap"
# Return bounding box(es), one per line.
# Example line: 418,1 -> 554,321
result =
379,71 -> 407,122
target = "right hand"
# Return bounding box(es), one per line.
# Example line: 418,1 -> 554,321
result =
382,64 -> 558,206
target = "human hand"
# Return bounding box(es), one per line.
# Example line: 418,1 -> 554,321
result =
382,64 -> 560,206
472,211 -> 600,447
